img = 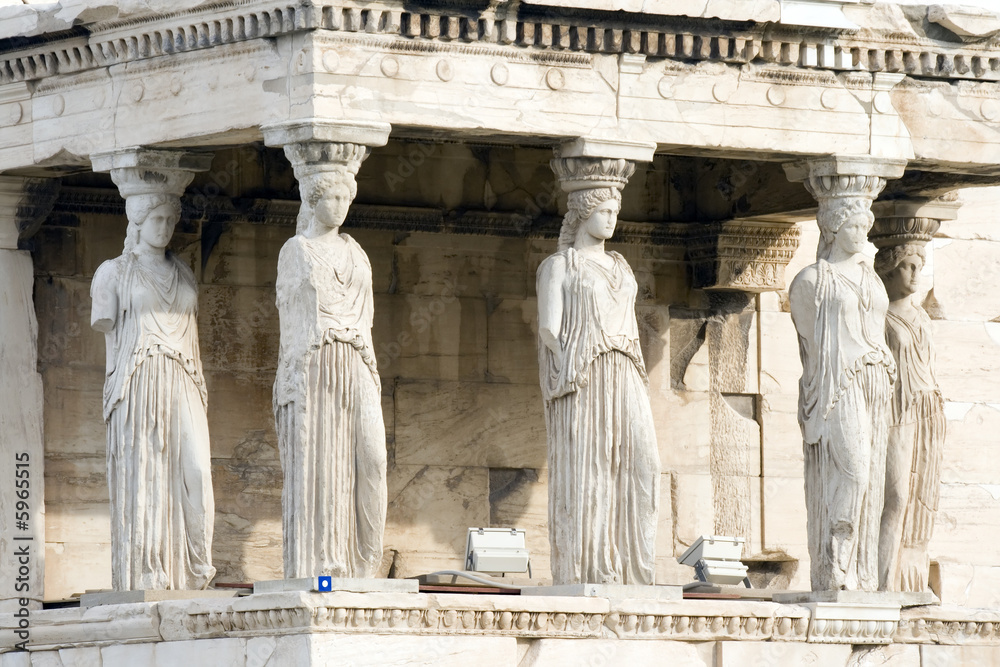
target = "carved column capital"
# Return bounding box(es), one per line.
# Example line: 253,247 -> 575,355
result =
869,197 -> 960,249
551,138 -> 654,193
262,119 -> 391,181
0,176 -> 61,249
91,148 -> 213,199
783,156 -> 907,259
783,156 -> 907,204
688,220 -> 802,292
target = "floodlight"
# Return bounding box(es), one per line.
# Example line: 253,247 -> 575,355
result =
464,527 -> 530,576
678,535 -> 749,587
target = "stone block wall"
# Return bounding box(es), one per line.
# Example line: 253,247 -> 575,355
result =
30,145 -> 1000,602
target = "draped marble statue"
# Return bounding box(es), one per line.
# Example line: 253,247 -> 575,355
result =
91,192 -> 216,591
875,242 -> 945,593
274,161 -> 387,579
536,181 -> 660,586
789,198 -> 896,591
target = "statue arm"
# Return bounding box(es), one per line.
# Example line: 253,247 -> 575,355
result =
789,265 -> 819,344
537,255 -> 566,358
90,260 -> 118,333
275,238 -> 301,349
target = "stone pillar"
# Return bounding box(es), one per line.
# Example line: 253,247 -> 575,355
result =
261,120 -> 391,580
782,155 -> 906,592
0,176 -> 59,612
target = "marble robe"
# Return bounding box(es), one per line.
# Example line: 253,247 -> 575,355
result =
92,253 -> 215,591
790,258 -> 895,591
879,305 -> 945,592
274,233 -> 387,579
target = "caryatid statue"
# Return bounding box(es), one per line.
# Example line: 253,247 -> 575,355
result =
785,157 -> 905,592
263,121 -> 391,579
537,149 -> 660,586
90,149 -> 216,591
870,203 -> 952,593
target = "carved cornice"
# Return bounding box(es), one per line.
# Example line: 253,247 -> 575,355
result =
0,0 -> 999,92
895,607 -> 1000,645
777,602 -> 900,645
687,220 -> 801,293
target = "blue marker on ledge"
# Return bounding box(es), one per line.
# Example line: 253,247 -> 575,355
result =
318,576 -> 332,592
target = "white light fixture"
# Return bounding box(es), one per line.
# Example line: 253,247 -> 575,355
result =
465,527 -> 530,576
678,535 -> 750,587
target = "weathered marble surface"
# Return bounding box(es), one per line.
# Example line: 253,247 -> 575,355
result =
28,134 -> 1000,612
0,176 -> 56,612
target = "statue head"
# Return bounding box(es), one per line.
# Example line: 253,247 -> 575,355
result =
556,187 -> 622,252
299,171 -> 357,236
816,198 -> 875,261
874,242 -> 926,301
123,193 -> 182,255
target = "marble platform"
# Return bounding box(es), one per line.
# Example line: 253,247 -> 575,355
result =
2,591 -> 1000,665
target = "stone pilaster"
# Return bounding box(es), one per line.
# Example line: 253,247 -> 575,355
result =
783,156 -> 908,259
688,220 -> 802,292
0,175 -> 59,613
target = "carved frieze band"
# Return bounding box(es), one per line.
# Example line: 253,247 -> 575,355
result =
180,604 -> 802,643
47,186 -> 692,245
1,0 -> 1000,89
